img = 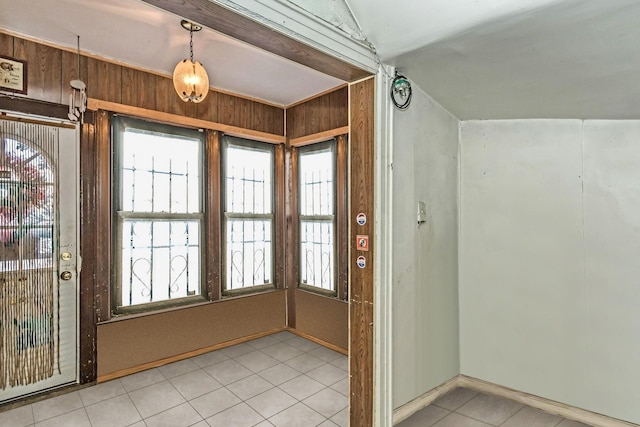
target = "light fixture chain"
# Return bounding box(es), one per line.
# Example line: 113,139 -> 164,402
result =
189,28 -> 194,62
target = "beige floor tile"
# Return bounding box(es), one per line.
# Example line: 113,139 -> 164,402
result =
268,402 -> 326,427
205,402 -> 264,427
84,394 -> 141,427
457,393 -> 523,425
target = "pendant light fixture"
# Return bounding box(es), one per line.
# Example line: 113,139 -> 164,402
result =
173,20 -> 209,103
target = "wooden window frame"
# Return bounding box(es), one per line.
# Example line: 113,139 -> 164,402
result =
221,135 -> 277,296
93,111 -> 285,321
291,135 -> 348,301
111,115 -> 208,315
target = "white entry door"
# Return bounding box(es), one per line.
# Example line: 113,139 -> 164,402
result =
0,116 -> 78,404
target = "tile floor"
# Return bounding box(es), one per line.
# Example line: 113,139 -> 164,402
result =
0,331 -> 348,427
397,387 -> 593,427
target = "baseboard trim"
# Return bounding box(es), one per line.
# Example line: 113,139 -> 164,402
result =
458,375 -> 639,427
392,376 -> 460,425
286,327 -> 348,355
97,327 -> 286,383
392,375 -> 639,427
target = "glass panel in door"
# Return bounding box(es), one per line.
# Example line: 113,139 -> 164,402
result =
0,118 -> 78,403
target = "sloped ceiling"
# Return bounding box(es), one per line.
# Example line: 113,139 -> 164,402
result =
347,0 -> 640,119
0,0 -> 344,106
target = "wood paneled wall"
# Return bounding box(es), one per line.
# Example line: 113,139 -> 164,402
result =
349,77 -> 375,427
286,86 -> 348,139
1,33 -> 284,136
97,291 -> 286,377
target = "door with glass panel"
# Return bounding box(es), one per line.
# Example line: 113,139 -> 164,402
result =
0,116 -> 78,404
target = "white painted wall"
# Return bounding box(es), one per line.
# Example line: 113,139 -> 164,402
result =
460,120 -> 640,424
392,86 -> 460,409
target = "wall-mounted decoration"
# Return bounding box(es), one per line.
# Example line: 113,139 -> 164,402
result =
0,56 -> 27,95
391,70 -> 412,110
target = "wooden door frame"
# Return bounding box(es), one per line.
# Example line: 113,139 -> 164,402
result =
137,2 -> 379,425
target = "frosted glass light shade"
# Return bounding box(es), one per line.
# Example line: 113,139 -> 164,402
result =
173,59 -> 209,103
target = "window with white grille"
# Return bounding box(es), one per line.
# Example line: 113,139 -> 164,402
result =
298,141 -> 336,293
223,137 -> 274,293
113,116 -> 204,311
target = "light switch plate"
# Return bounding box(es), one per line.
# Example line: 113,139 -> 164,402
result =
417,201 -> 427,224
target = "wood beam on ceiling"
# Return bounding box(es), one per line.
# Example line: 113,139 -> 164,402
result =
140,0 -> 371,82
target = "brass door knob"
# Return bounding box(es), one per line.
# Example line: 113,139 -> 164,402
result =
60,271 -> 73,281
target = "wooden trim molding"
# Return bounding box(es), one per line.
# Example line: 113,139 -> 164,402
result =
349,77 -> 375,427
285,145 -> 299,328
274,144 -> 286,289
286,327 -> 348,355
87,99 -> 286,144
139,0 -> 371,82
336,134 -> 349,301
79,121 -> 97,384
94,110 -> 112,322
289,126 -> 350,147
392,375 -> 640,427
206,130 -> 222,301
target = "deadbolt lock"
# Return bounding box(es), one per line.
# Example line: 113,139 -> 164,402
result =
61,252 -> 72,261
60,271 -> 73,281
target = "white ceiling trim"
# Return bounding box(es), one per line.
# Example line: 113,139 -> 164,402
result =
214,0 -> 379,73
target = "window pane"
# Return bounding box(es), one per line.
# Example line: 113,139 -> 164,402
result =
121,220 -> 200,307
225,145 -> 272,214
300,148 -> 333,216
0,137 -> 55,270
121,130 -> 200,213
300,220 -> 334,291
226,219 -> 272,290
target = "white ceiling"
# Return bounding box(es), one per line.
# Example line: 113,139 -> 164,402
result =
347,0 -> 640,119
0,0 -> 344,107
4,0 -> 640,119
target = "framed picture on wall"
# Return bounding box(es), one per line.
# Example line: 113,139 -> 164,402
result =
0,55 -> 27,95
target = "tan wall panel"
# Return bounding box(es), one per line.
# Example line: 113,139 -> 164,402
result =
295,290 -> 348,351
97,290 -> 286,376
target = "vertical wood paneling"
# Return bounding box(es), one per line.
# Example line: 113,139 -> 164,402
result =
79,120 -> 97,384
217,92 -> 237,126
206,130 -> 222,301
197,89 -> 218,123
121,68 -> 156,110
94,110 -> 112,322
275,144 -> 286,289
155,75 -> 197,118
330,87 -> 349,129
13,38 -> 62,103
267,104 -> 285,136
0,33 -> 14,57
286,86 -> 348,139
61,50 -> 88,103
336,134 -> 349,301
307,96 -> 321,134
349,77 -> 375,427
217,92 -> 252,129
285,146 -> 299,327
87,57 -> 122,104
